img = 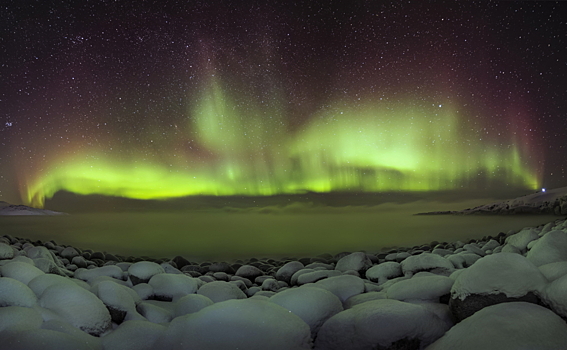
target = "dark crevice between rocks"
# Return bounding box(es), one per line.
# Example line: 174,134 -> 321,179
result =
106,305 -> 127,324
449,292 -> 540,323
376,337 -> 421,350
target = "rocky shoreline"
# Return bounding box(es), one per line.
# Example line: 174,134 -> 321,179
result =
2,217 -> 567,349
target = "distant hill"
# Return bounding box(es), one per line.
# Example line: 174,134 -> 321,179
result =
0,202 -> 68,216
417,187 -> 567,215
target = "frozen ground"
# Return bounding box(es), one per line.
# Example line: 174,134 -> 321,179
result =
2,216 -> 567,349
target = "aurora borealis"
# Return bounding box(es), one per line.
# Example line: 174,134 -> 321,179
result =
1,1 -> 566,208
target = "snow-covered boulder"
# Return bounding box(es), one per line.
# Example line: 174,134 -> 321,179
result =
101,320 -> 166,350
296,270 -> 342,285
0,242 -> 14,259
334,252 -> 373,275
505,228 -> 539,252
539,273 -> 567,318
269,286 -> 343,337
39,283 -> 111,336
0,261 -> 45,285
148,273 -> 199,301
136,301 -> 173,324
0,328 -> 94,350
27,274 -> 77,298
128,261 -> 165,285
91,280 -> 138,323
449,253 -> 547,321
75,265 -> 124,282
400,253 -> 454,277
538,261 -> 567,282
0,306 -> 43,332
365,261 -> 402,285
197,280 -> 247,303
386,275 -> 454,302
234,264 -> 264,282
426,302 -> 567,350
314,299 -> 449,350
156,299 -> 312,350
173,294 -> 214,317
0,277 -> 38,307
343,291 -> 387,309
313,275 -> 365,304
526,230 -> 567,267
276,261 -> 304,284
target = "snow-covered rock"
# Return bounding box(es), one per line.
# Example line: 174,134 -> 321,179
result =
0,277 -> 38,307
173,294 -> 214,317
0,261 -> 45,285
128,261 -> 165,285
334,252 -> 372,274
365,261 -> 402,285
401,253 -> 454,277
526,230 -> 567,267
197,280 -> 247,303
101,320 -> 166,350
39,283 -> 111,336
449,253 -> 547,321
387,275 -> 454,302
313,275 -> 365,303
0,242 -> 15,259
538,261 -> 567,282
0,328 -> 93,350
314,299 -> 449,350
276,261 -> 304,284
269,286 -> 343,337
147,273 -> 199,301
540,273 -> 567,318
74,265 -> 124,282
343,291 -> 387,309
426,302 -> 567,350
505,228 -> 539,252
0,306 -> 43,332
156,299 -> 312,350
235,264 -> 264,281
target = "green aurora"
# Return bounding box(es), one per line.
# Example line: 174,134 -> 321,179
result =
22,77 -> 540,208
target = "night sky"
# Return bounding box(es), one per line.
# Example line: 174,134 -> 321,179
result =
1,0 -> 566,208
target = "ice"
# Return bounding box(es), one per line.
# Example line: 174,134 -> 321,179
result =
196,280 -> 247,303
101,320 -> 166,350
426,302 -> 567,350
451,253 -> 547,301
526,229 -> 567,267
155,298 -> 312,350
0,277 -> 38,307
314,299 -> 448,350
39,283 -> 111,336
269,286 -> 343,337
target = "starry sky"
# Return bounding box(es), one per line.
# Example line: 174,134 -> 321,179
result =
1,0 -> 566,208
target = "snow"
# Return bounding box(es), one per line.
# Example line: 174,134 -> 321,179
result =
400,253 -> 455,277
526,229 -> 567,267
75,265 -> 125,282
0,277 -> 38,307
314,299 -> 449,350
0,261 -> 45,284
0,306 -> 43,332
136,301 -> 173,324
91,280 -> 138,313
505,228 -> 539,252
269,286 -> 343,337
127,261 -> 165,284
313,275 -> 365,303
148,273 -> 199,301
343,291 -> 387,309
0,328 -> 94,350
39,283 -> 111,336
275,260 -> 304,284
539,273 -> 567,318
101,320 -> 166,350
155,298 -> 312,350
365,261 -> 403,285
426,302 -> 567,350
451,253 -> 547,301
335,252 -> 373,273
296,270 -> 342,285
196,280 -> 247,303
386,275 -> 454,302
538,261 -> 567,282
0,242 -> 14,259
28,274 -> 77,298
173,293 -> 214,317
